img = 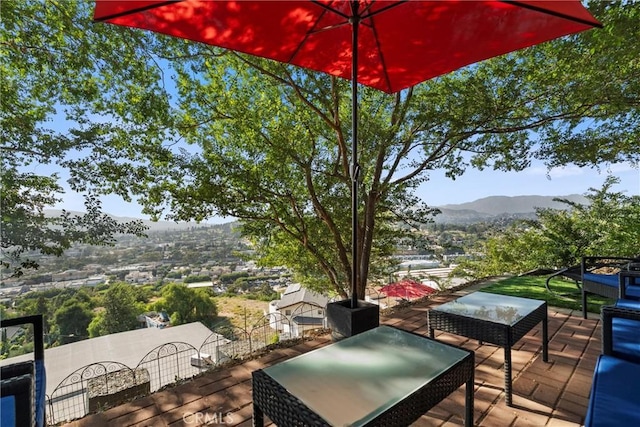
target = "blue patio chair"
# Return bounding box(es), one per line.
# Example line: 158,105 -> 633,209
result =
584,305 -> 640,426
581,256 -> 640,318
1,315 -> 46,427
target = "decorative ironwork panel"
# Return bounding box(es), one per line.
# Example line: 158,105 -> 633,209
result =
47,361 -> 131,425
135,342 -> 198,392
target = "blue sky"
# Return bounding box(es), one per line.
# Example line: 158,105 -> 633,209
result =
54,160 -> 639,224
419,161 -> 639,207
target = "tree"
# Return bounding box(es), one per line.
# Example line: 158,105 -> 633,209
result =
88,283 -> 140,336
15,295 -> 51,333
52,299 -> 93,344
151,283 -> 217,326
87,311 -> 106,339
183,275 -> 212,284
3,1 -> 639,297
247,283 -> 280,302
1,1 -> 149,277
456,176 -> 640,278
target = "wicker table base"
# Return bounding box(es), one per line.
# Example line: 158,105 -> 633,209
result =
252,325 -> 474,426
428,292 -> 548,406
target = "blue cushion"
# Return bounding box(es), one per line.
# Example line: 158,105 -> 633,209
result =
584,273 -> 640,299
585,354 -> 640,426
610,300 -> 640,363
35,360 -> 46,427
584,272 -> 619,287
615,299 -> 640,310
1,396 -> 16,427
610,317 -> 640,363
623,285 -> 640,299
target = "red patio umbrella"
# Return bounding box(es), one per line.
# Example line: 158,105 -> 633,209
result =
93,0 -> 600,308
380,279 -> 436,299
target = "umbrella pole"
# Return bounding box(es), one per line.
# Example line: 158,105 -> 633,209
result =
350,1 -> 360,309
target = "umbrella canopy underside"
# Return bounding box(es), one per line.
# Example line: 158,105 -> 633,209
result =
94,0 -> 600,93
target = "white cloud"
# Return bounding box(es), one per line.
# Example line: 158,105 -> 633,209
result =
547,166 -> 585,178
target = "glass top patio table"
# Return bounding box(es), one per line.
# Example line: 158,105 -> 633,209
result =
431,292 -> 545,325
252,325 -> 474,426
428,291 -> 548,406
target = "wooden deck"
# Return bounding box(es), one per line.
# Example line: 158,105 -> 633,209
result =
62,285 -> 600,427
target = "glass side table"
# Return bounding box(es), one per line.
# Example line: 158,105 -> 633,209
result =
428,292 -> 548,406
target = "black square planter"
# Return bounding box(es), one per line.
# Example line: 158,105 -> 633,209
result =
326,299 -> 379,340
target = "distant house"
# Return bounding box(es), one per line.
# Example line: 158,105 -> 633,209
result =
0,285 -> 30,298
268,283 -> 329,337
52,269 -> 86,282
0,325 -> 23,341
139,311 -> 171,329
125,270 -> 154,284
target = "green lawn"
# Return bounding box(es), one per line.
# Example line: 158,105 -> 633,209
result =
480,275 -> 614,314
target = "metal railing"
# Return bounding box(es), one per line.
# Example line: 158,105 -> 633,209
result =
46,361 -> 134,425
44,303 -> 328,425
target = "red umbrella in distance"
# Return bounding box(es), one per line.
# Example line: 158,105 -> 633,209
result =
94,1 -> 600,308
380,279 -> 436,299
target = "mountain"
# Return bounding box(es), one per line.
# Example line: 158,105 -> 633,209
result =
43,194 -> 588,228
434,194 -> 588,224
440,194 -> 588,215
